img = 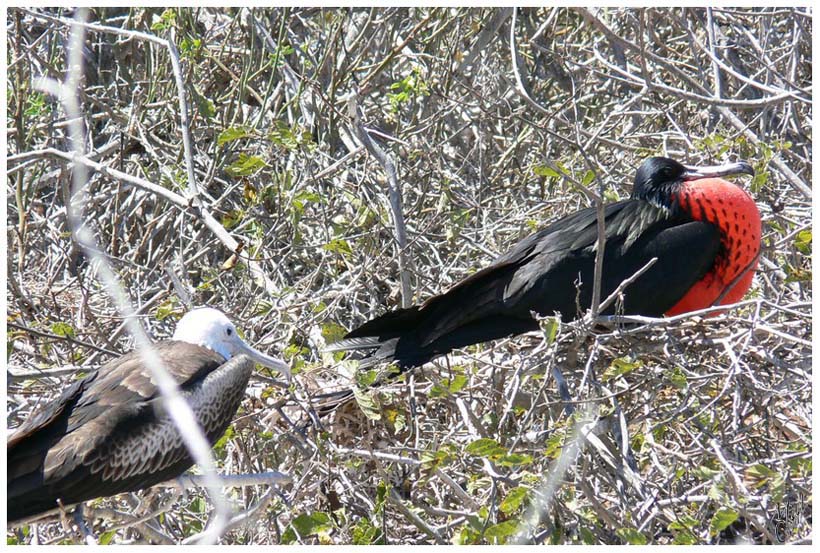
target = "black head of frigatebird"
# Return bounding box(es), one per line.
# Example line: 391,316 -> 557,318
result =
632,156 -> 755,211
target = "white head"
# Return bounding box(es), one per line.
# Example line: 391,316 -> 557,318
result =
173,307 -> 290,381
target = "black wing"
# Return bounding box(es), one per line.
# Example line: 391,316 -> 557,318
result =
334,199 -> 720,367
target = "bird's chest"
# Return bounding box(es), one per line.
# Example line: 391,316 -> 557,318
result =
677,184 -> 761,275
667,182 -> 761,314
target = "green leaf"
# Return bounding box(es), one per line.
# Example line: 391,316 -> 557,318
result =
221,209 -> 244,229
616,527 -> 648,545
745,463 -> 776,483
293,190 -> 321,212
581,169 -> 596,187
218,126 -> 252,146
429,374 -> 468,397
666,366 -> 688,390
51,322 -> 75,339
268,120 -> 312,151
794,229 -> 811,255
352,517 -> 383,544
452,524 -> 481,545
352,388 -> 382,420
154,299 -> 179,321
24,92 -> 48,117
355,368 -> 379,388
668,514 -> 698,531
500,486 -> 529,515
465,438 -> 505,458
484,519 -> 519,542
321,322 -> 348,344
291,511 -> 332,538
602,357 -> 643,381
189,496 -> 206,514
226,154 -> 267,177
693,465 -> 720,480
386,408 -> 407,433
544,431 -> 564,459
375,480 -> 388,511
322,239 -> 353,258
770,473 -> 786,504
150,9 -> 176,32
579,526 -> 597,544
538,316 -> 560,346
496,453 -> 533,467
533,164 -> 560,178
673,531 -> 698,545
710,507 -> 738,535
212,424 -> 235,454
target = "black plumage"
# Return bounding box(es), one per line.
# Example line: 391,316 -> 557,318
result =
328,157 -> 754,371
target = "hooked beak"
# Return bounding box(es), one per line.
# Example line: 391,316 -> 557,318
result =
682,160 -> 755,181
233,339 -> 291,383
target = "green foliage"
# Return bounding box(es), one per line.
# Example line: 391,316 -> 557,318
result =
218,126 -> 252,146
709,507 -> 738,535
24,92 -> 49,117
581,169 -> 596,187
793,229 -> 811,255
666,366 -> 688,390
211,424 -> 235,456
668,514 -> 699,544
465,438 -> 532,467
602,356 -> 643,382
179,36 -> 203,59
429,373 -> 468,397
499,486 -> 530,515
284,511 -> 333,543
226,154 -> 267,177
270,43 -> 295,68
387,66 -> 430,113
154,298 -> 181,321
484,519 -> 519,543
320,322 -> 347,344
220,208 -> 244,229
50,321 -> 75,339
352,517 -> 383,545
616,527 -> 648,545
384,406 -> 407,433
538,316 -> 560,346
544,428 -> 567,459
466,438 -> 505,457
268,120 -> 314,151
352,388 -> 382,420
355,368 -> 379,388
151,9 -> 177,32
98,531 -> 117,545
533,164 -> 560,178
420,447 -> 454,478
322,238 -> 353,259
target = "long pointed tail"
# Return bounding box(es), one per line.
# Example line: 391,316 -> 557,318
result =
326,306 -> 434,370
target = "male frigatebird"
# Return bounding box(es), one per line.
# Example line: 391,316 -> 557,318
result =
7,307 -> 289,524
328,157 -> 760,371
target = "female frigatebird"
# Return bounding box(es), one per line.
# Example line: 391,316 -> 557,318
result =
7,307 -> 289,524
328,157 -> 760,370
